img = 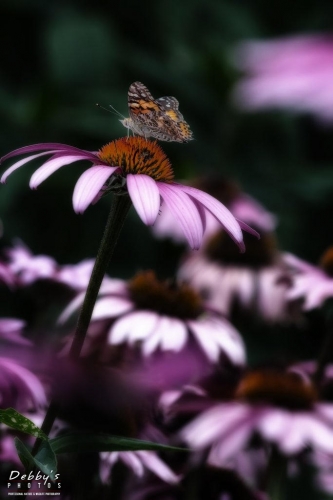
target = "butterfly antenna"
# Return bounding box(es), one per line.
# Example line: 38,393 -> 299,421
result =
96,103 -> 125,119
108,104 -> 125,119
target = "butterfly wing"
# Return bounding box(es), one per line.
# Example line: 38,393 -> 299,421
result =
155,96 -> 180,111
128,82 -> 158,122
154,97 -> 192,142
127,82 -> 193,142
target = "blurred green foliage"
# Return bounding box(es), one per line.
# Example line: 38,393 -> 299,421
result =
2,0 -> 333,274
2,2 -> 333,498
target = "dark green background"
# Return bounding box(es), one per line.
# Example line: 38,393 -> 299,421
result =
1,2 -> 333,499
2,0 -> 333,278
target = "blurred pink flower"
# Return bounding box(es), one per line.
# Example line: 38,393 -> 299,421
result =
232,35 -> 333,122
153,177 -> 275,245
0,318 -> 30,346
60,271 -> 246,365
100,449 -> 179,484
0,139 -> 254,251
6,244 -> 57,285
285,250 -> 333,310
179,230 -> 293,323
0,262 -> 15,287
6,243 -> 96,290
0,434 -> 21,465
181,370 -> 333,464
0,357 -> 46,411
312,449 -> 333,494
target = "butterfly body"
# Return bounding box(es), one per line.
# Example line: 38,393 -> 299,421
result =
120,82 -> 193,143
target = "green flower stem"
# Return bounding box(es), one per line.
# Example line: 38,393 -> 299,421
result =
69,194 -> 132,359
31,194 -> 132,455
266,447 -> 287,500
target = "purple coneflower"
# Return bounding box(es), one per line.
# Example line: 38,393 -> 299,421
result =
0,138 -> 255,251
312,449 -> 333,494
6,243 -> 96,290
285,248 -> 333,310
180,370 -> 333,464
0,357 -> 46,411
100,449 -> 179,485
6,244 -> 57,285
0,318 -> 30,346
152,177 -> 274,246
60,270 -> 245,365
232,35 -> 333,122
179,228 -> 293,322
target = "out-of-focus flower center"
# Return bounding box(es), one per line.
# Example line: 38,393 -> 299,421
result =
191,177 -> 240,206
319,246 -> 333,277
98,137 -> 174,182
128,271 -> 204,319
235,370 -> 317,410
204,229 -> 277,268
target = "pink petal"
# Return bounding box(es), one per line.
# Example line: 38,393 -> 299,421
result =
109,311 -> 159,344
208,421 -> 252,464
178,185 -> 246,251
187,317 -> 245,364
1,151 -> 58,183
187,319 -> 220,361
99,278 -> 129,296
160,317 -> 187,351
92,296 -> 134,320
142,316 -> 187,356
157,183 -> 204,250
316,403 -> 333,421
0,358 -> 46,407
29,155 -> 91,189
307,415 -> 333,453
277,414 -> 307,454
127,174 -> 161,225
236,219 -> 261,238
119,451 -> 144,476
257,409 -> 291,441
1,143 -> 96,162
58,292 -> 86,324
181,402 -> 248,448
137,451 -> 180,483
0,318 -> 25,333
73,165 -> 119,214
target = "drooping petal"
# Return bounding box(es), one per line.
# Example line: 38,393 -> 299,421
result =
160,316 -> 187,352
92,296 -> 134,320
181,402 -> 248,448
208,420 -> 253,464
0,357 -> 46,410
29,155 -> 94,189
257,409 -> 291,442
142,316 -> 187,356
73,165 -> 119,214
1,151 -> 58,183
187,317 -> 245,364
316,403 -> 333,421
58,292 -> 86,324
127,174 -> 160,225
236,219 -> 261,238
99,278 -> 129,296
118,451 -> 144,476
0,143 -> 97,163
178,184 -> 246,251
109,310 -> 159,345
157,183 -> 204,250
187,318 -> 220,362
277,414 -> 307,454
307,415 -> 333,453
137,451 -> 180,483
